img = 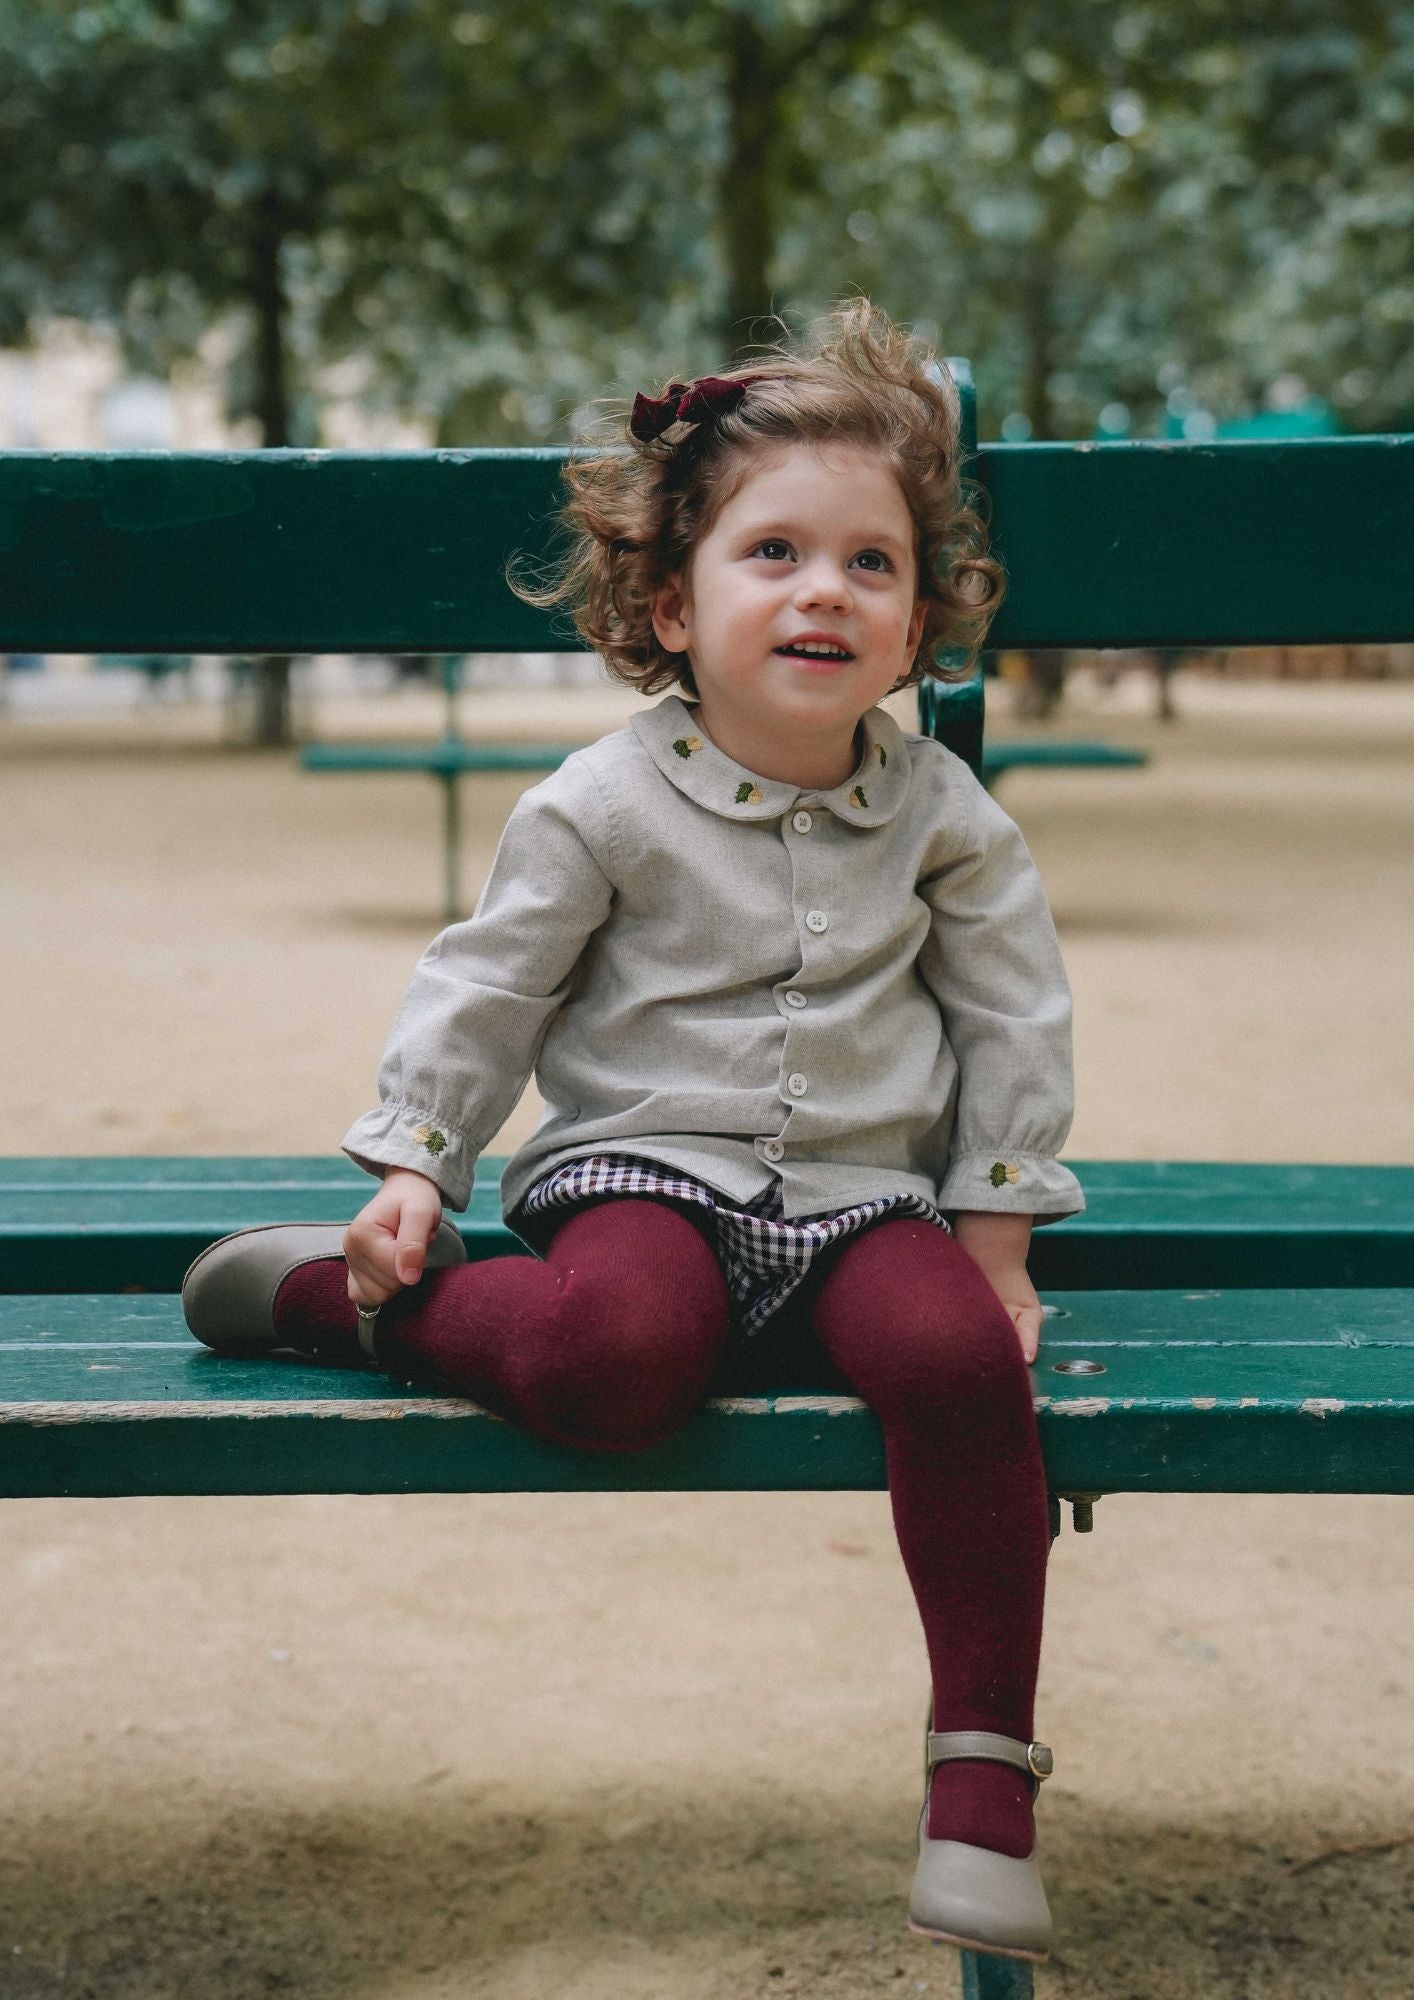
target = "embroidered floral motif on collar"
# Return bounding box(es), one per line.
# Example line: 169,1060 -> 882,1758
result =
631,694 -> 913,828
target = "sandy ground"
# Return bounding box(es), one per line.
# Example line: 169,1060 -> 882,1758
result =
3,669 -> 1413,1998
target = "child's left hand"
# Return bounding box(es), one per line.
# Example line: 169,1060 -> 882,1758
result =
951,1211 -> 1044,1364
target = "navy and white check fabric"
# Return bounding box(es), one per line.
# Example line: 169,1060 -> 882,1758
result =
515,1152 -> 950,1336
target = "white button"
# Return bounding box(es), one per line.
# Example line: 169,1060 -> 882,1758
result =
787,1072 -> 808,1096
791,810 -> 814,834
760,1138 -> 785,1163
784,989 -> 807,1009
805,909 -> 828,933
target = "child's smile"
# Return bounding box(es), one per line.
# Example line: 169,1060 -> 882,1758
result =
651,442 -> 927,792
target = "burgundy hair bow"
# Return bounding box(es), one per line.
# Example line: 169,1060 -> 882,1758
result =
629,372 -> 769,443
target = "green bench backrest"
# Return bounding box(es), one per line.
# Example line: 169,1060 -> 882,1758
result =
6,1156 -> 1414,1296
2,375 -> 1409,768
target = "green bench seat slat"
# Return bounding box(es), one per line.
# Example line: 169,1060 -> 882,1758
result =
3,1158 -> 1412,1294
300,743 -> 579,774
2,1290 -> 1409,1500
2,439 -> 1410,653
981,743 -> 1148,775
297,742 -> 1148,779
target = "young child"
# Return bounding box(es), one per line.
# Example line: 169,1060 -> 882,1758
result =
183,298 -> 1083,1966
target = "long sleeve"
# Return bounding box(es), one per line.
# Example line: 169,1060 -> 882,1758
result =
915,770 -> 1084,1224
339,758 -> 616,1210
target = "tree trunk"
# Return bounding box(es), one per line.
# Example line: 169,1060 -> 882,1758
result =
251,187 -> 291,448
248,187 -> 294,747
1018,244 -> 1058,442
722,14 -> 779,357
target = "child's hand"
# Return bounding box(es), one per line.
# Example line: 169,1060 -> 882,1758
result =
343,1167 -> 444,1308
951,1211 -> 1044,1364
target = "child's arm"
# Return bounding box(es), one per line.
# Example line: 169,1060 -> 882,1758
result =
341,760 -> 616,1214
952,1210 -> 1042,1362
917,766 -> 1084,1323
343,1165 -> 444,1308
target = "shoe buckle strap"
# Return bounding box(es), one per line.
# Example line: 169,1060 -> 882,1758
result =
355,1304 -> 382,1363
927,1730 -> 1054,1783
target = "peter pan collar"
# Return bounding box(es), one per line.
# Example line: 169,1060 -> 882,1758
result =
632,694 -> 912,828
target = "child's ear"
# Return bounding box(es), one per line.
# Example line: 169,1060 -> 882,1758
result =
906,598 -> 927,660
651,576 -> 691,656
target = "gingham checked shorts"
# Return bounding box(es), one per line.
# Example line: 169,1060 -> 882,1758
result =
511,1152 -> 951,1337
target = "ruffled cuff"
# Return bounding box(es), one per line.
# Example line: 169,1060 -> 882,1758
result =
340,1101 -> 476,1212
936,1150 -> 1085,1226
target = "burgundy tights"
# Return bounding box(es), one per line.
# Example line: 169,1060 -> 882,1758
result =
275,1199 -> 1050,1857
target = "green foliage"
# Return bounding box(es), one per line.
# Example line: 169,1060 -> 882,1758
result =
0,0 -> 1407,445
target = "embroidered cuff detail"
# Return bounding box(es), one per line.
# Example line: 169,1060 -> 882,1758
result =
340,1102 -> 475,1211
937,1150 -> 1085,1226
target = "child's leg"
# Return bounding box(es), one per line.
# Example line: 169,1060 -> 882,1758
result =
808,1217 -> 1051,1859
274,1198 -> 731,1453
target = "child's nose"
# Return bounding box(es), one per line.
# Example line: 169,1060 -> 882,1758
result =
795,559 -> 853,609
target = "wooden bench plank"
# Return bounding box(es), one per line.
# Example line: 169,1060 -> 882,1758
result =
3,438 -> 1410,653
3,1291 -> 1409,1500
301,742 -> 579,774
982,742 -> 1148,780
299,740 -> 1148,781
4,1158 -> 1412,1293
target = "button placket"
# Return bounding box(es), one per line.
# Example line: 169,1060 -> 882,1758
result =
782,813 -> 826,1132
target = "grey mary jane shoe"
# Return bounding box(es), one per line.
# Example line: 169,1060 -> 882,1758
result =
906,1729 -> 1054,1963
181,1219 -> 467,1357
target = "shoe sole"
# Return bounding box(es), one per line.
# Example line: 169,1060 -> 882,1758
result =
906,1917 -> 1048,1962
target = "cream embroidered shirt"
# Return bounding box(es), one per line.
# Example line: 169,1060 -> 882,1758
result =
341,694 -> 1085,1226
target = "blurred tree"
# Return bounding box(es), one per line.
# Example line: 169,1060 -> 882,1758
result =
0,0 -> 716,737
779,0 -> 1411,440
1135,0 -> 1413,434
0,0 -> 684,444
0,0 -> 1405,462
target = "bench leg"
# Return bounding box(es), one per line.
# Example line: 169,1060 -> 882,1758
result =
953,1495 -> 1060,2000
955,1500 -> 1062,2000
441,768 -> 461,925
931,1507 -> 1057,1996
959,1949 -> 1035,1999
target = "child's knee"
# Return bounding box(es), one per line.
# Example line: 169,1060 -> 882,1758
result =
871,1311 -> 1022,1420
519,1277 -> 725,1452
525,1327 -> 707,1450
816,1229 -> 1027,1418
484,1194 -> 725,1449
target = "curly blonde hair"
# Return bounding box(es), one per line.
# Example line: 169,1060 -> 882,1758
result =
510,298 -> 1005,695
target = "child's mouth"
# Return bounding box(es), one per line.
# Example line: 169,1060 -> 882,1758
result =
774,644 -> 854,662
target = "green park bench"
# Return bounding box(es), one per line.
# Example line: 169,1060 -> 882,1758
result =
300,702 -> 1150,923
1,375 -> 1410,1998
94,649 -> 194,693
298,656 -> 1152,920
3,1155 -> 1411,1514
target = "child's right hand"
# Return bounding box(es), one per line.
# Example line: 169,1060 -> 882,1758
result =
343,1167 -> 444,1307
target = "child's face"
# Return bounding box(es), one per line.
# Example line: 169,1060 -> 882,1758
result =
651,442 -> 926,769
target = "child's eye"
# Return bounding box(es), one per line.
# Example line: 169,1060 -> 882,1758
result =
753,539 -> 792,561
851,548 -> 893,572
